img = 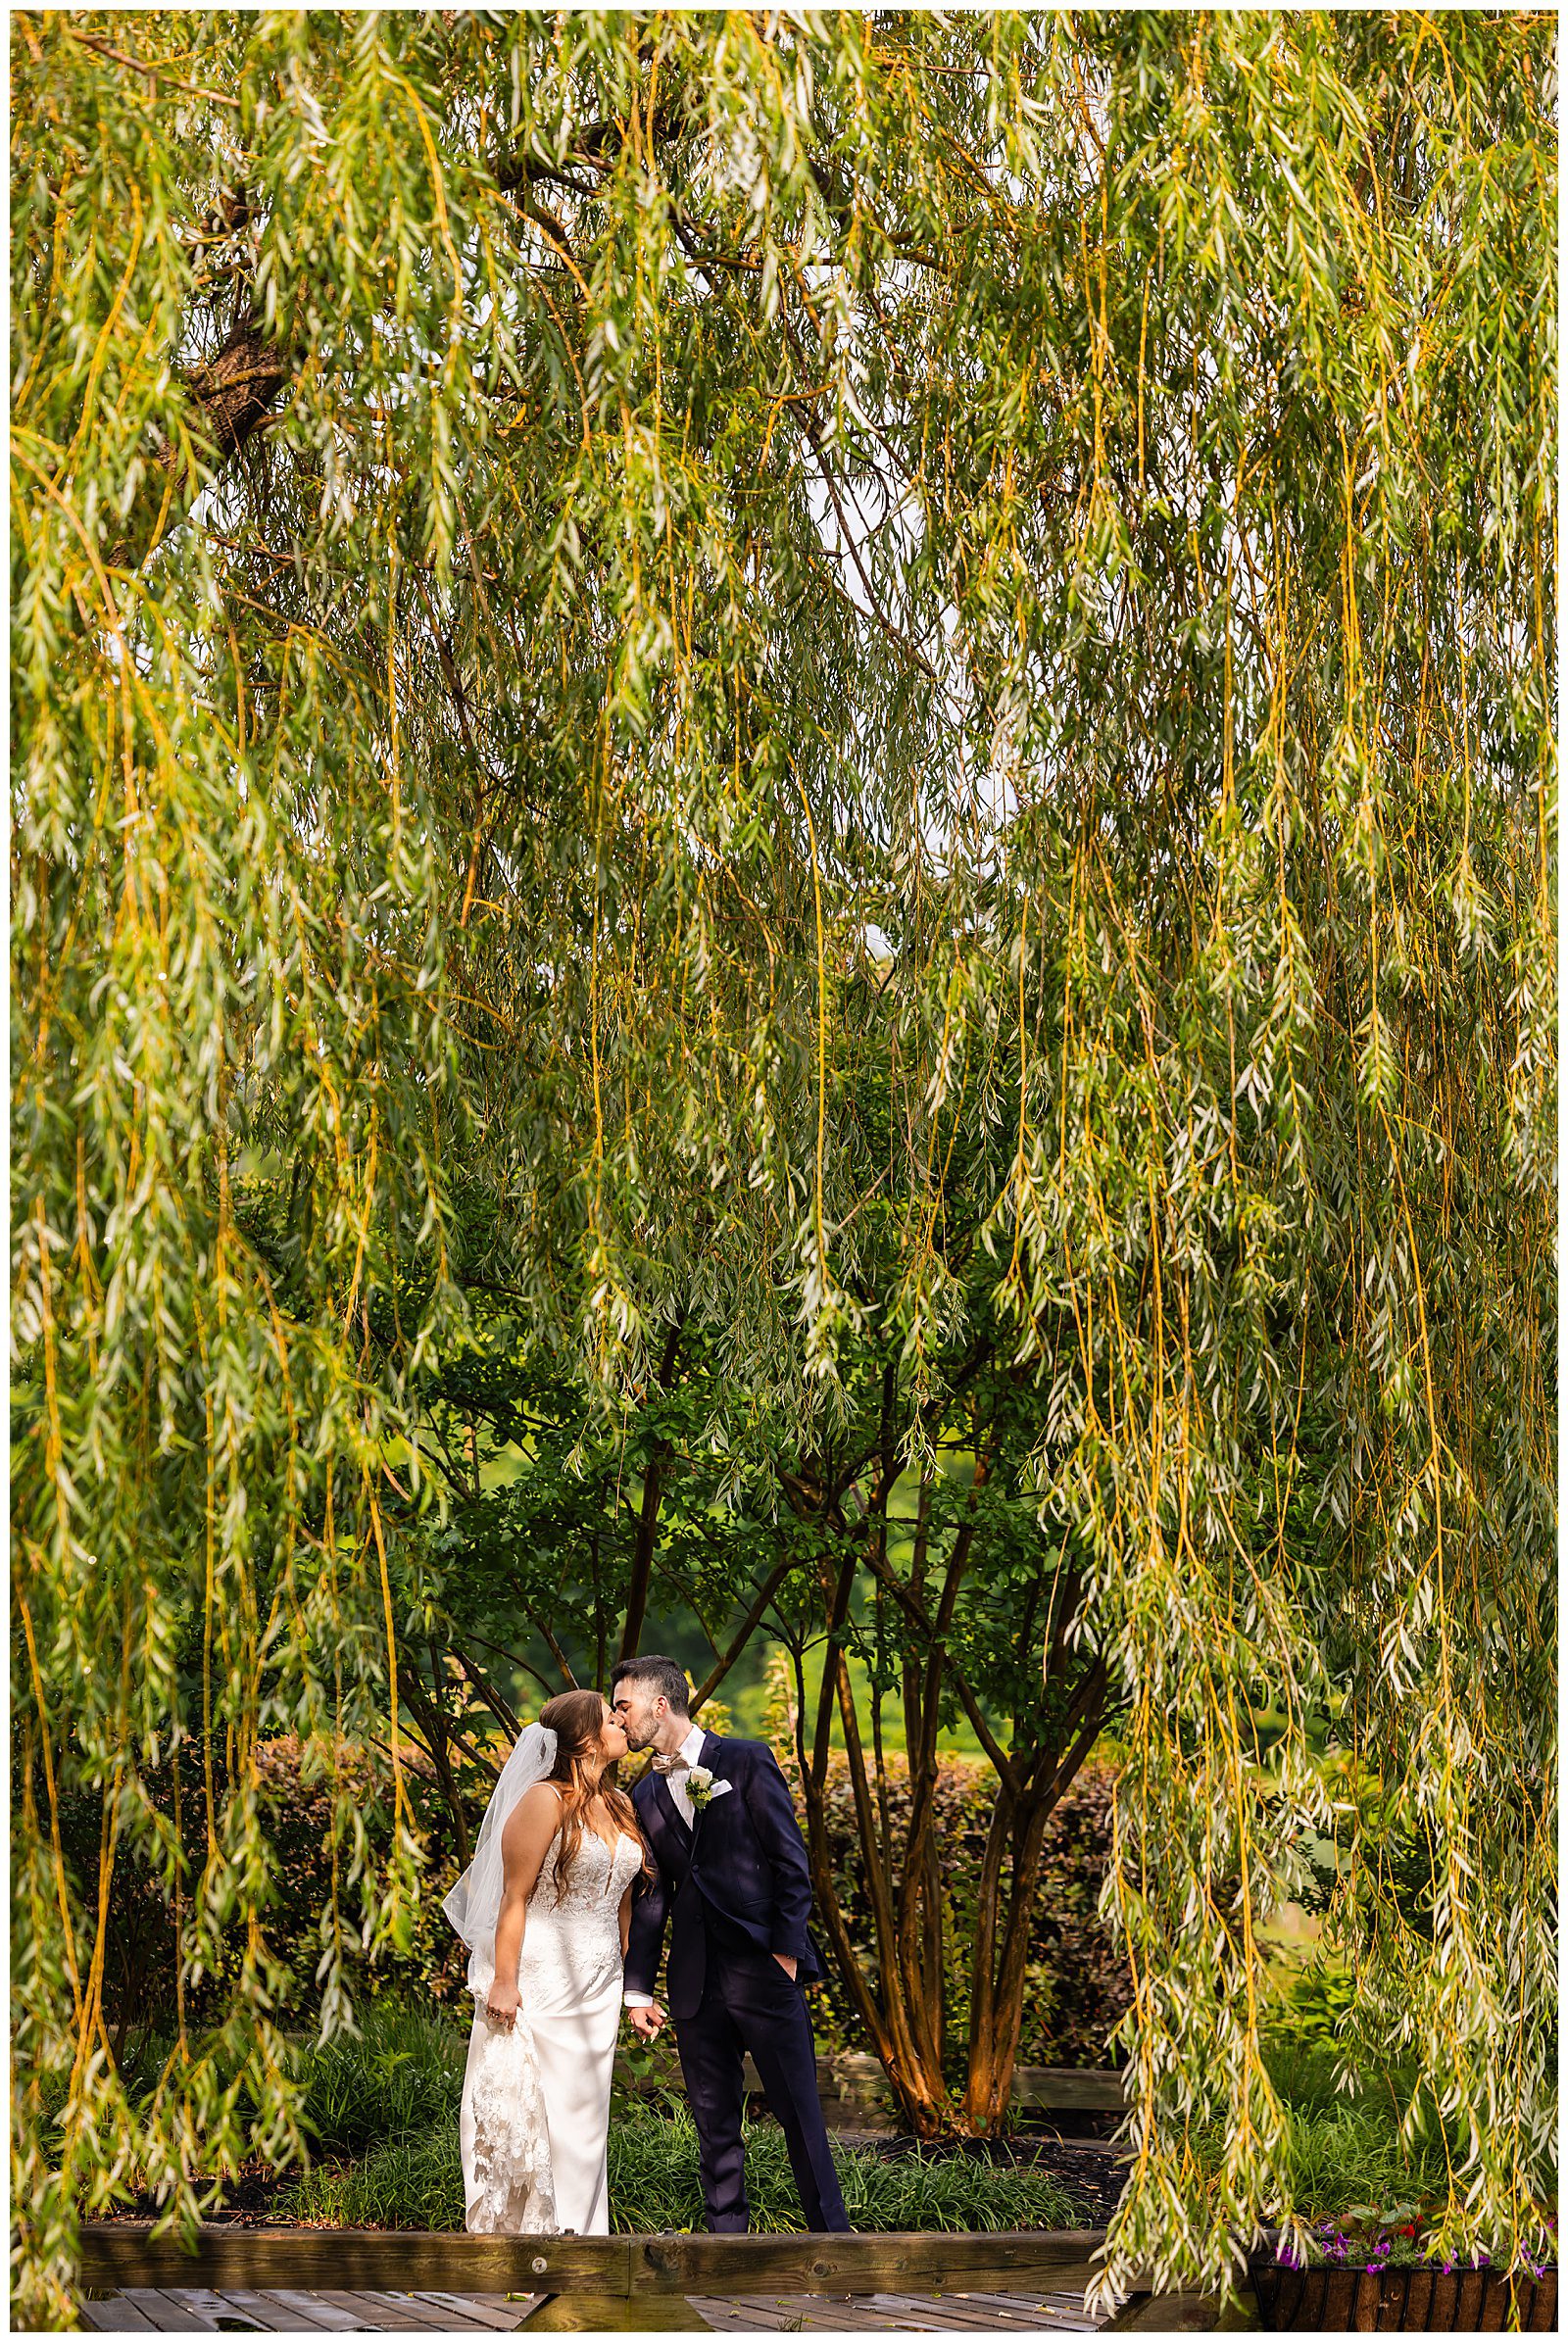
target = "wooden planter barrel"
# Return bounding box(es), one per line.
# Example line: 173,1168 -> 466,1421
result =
1249,2256 -> 1557,2332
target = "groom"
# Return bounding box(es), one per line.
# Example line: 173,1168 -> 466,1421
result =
611,1654 -> 850,2234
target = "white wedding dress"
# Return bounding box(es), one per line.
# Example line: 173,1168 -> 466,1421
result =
459,1826 -> 644,2234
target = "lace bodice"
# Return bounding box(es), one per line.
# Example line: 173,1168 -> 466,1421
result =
533,1828 -> 643,1918
516,1829 -> 643,1978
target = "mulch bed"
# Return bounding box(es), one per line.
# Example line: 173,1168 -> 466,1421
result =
860,2133 -> 1129,2228
98,2163 -> 294,2226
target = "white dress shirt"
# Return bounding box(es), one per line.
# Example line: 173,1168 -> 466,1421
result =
658,1723 -> 709,1830
622,1724 -> 707,2010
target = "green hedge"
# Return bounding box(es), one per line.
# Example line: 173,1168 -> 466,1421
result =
781,1750 -> 1129,2071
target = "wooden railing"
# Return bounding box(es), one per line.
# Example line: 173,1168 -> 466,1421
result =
77,2221 -> 1256,2330
79,2223 -> 1111,2295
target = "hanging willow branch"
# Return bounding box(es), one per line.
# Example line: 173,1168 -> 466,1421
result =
11,8 -> 1554,2325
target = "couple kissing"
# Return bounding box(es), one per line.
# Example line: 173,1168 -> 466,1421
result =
443,1654 -> 851,2236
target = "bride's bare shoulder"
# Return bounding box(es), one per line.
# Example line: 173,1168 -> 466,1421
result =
501,1780 -> 565,1849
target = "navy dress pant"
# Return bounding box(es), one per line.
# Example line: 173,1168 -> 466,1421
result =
672,1921 -> 850,2233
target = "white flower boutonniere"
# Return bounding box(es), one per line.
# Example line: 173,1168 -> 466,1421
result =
685,1767 -> 732,1812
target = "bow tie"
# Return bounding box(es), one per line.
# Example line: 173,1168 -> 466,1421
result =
651,1751 -> 692,1777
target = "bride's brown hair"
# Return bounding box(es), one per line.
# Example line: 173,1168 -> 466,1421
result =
537,1687 -> 654,1899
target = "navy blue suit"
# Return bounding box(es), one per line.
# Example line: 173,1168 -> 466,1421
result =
626,1732 -> 849,2232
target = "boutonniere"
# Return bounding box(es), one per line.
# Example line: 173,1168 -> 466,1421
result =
686,1767 -> 732,1812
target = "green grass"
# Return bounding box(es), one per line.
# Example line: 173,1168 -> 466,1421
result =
1184,2039 -> 1452,2225
117,1994 -> 1472,2243
280,2006 -> 1087,2231
281,1996 -> 1446,2236
281,2100 -> 1087,2232
295,1997 -> 466,2153
1265,2098 -> 1451,2220
285,2126 -> 466,2229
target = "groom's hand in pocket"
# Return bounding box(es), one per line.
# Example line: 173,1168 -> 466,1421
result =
772,1954 -> 798,1980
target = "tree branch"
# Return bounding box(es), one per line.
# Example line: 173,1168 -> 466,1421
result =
618,1308 -> 687,1662
689,1548 -> 800,1714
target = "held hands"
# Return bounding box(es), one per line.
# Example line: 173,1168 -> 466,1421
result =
628,2003 -> 666,2040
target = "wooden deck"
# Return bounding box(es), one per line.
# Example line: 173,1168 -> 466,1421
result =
689,2286 -> 1106,2330
78,2292 -> 537,2332
74,2223 -> 1246,2333
77,2283 -> 1112,2333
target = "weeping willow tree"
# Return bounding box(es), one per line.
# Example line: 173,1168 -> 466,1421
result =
12,8 -> 1554,2322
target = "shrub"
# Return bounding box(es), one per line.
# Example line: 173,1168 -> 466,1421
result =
1263,1954 -> 1360,2055
789,1751 -> 1130,2071
49,1736 -> 475,2050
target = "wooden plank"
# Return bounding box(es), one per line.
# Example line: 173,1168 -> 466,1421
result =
680,2310 -> 776,2334
895,2296 -> 1103,2332
518,2294 -> 705,2332
409,2293 -> 540,2331
943,2294 -> 1102,2330
686,2287 -> 1113,2337
79,2226 -> 1114,2301
212,2290 -> 346,2332
727,2306 -> 895,2334
847,2313 -> 942,2331
119,2292 -> 226,2333
768,2301 -> 898,2331
81,2229 -> 637,2298
1098,2290 -> 1254,2333
306,2294 -> 433,2333
80,2305 -> 160,2335
856,2299 -> 1034,2331
1012,2069 -> 1125,2113
887,2296 -> 1102,2332
362,2298 -> 526,2335
145,2287 -> 266,2333
850,2297 -> 1027,2331
831,2301 -> 930,2331
250,2294 -> 368,2332
707,2300 -> 966,2335
313,2291 -> 479,2331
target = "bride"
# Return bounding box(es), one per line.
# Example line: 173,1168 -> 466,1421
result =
443,1687 -> 651,2233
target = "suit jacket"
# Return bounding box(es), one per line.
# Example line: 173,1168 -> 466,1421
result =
625,1732 -> 826,2020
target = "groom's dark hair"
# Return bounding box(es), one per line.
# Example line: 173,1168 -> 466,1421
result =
612,1653 -> 692,1715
